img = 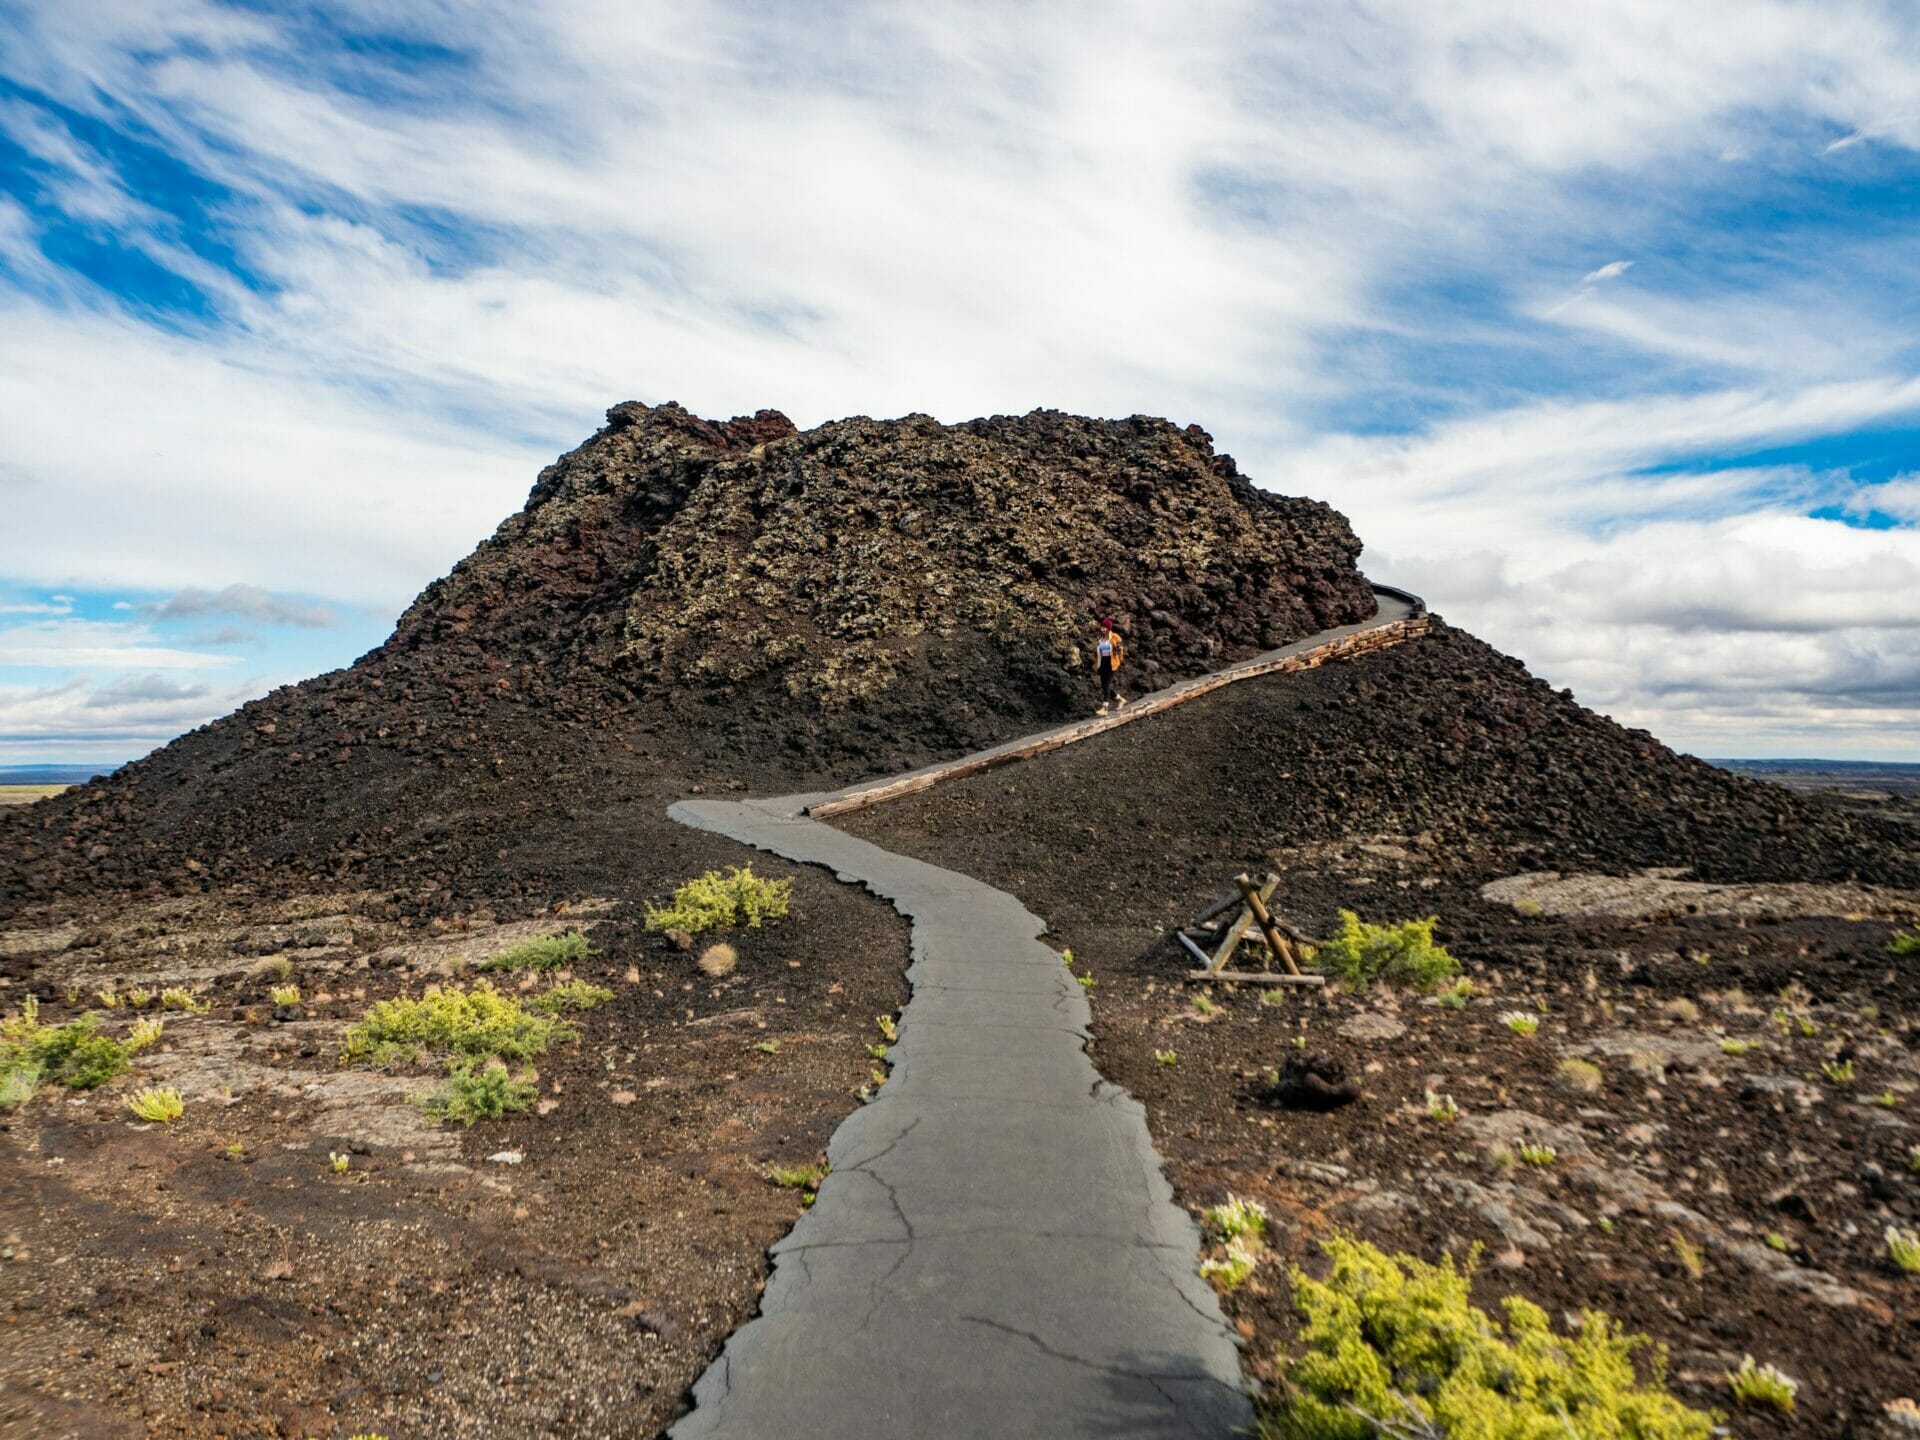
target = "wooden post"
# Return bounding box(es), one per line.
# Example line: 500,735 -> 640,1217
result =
1235,872 -> 1300,976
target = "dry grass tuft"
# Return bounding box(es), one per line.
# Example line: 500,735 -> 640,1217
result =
698,943 -> 739,978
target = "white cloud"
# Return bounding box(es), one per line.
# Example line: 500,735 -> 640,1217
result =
0,618 -> 240,670
0,670 -> 277,765
1,0 -> 1919,758
142,584 -> 336,628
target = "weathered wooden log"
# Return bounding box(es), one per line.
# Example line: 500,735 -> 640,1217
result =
1235,872 -> 1300,975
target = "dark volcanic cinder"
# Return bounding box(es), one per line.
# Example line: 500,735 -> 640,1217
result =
0,402 -> 1374,919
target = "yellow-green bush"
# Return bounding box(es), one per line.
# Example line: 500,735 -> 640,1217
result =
1890,927 -> 1920,956
1265,1234 -> 1716,1440
1313,912 -> 1459,990
2,999 -> 134,1106
341,982 -> 574,1068
644,866 -> 791,936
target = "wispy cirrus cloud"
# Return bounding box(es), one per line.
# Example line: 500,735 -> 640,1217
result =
0,1 -> 1918,758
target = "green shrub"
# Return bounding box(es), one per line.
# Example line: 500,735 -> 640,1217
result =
1888,927 -> 1920,956
478,930 -> 597,972
423,1059 -> 537,1125
1312,912 -> 1458,991
644,866 -> 791,936
2,1002 -> 135,1104
341,983 -> 574,1067
1265,1234 -> 1716,1440
527,980 -> 615,1014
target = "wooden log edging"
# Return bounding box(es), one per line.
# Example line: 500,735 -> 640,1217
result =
806,592 -> 1432,821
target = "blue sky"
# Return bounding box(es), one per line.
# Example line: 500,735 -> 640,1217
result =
1,1 -> 1918,764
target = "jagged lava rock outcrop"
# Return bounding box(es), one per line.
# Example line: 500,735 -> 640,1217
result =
393,402 -> 1374,745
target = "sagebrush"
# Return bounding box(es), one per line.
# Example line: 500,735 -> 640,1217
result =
479,930 -> 596,972
423,1059 -> 538,1125
645,866 -> 791,935
1264,1233 -> 1716,1440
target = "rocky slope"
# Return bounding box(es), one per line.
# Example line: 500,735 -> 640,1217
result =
0,402 -> 1375,918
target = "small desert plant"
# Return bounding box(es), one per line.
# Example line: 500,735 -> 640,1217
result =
126,988 -> 154,1009
1207,1195 -> 1270,1245
126,1086 -> 184,1123
1060,948 -> 1074,966
1888,927 -> 1920,956
1557,1057 -> 1603,1093
1313,911 -> 1459,991
1820,1058 -> 1855,1084
1511,897 -> 1543,917
1191,994 -> 1217,1016
696,942 -> 738,978
753,1040 -> 781,1054
1425,1088 -> 1459,1122
1266,1234 -> 1717,1440
329,1151 -> 350,1173
1155,1049 -> 1177,1066
1877,1089 -> 1901,1108
767,1161 -> 827,1190
269,984 -> 301,1007
867,1043 -> 890,1062
343,982 -> 574,1069
526,980 -> 614,1014
248,954 -> 295,983
1436,978 -> 1474,1010
479,930 -> 597,972
875,1014 -> 898,1043
422,1058 -> 538,1125
1670,1233 -> 1706,1278
160,986 -> 209,1012
126,1016 -> 165,1053
1908,1144 -> 1920,1173
1517,1142 -> 1557,1166
1889,1225 -> 1920,1274
1076,973 -> 1096,987
1503,1011 -> 1540,1036
96,989 -> 124,1008
1200,1237 -> 1259,1292
1728,1356 -> 1797,1411
644,867 -> 790,936
1662,998 -> 1700,1024
1765,1231 -> 1789,1252
1718,1037 -> 1757,1056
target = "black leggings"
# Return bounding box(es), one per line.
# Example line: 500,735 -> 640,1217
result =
1099,659 -> 1117,701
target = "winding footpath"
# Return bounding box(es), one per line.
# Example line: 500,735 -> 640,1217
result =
667,589 -> 1423,1439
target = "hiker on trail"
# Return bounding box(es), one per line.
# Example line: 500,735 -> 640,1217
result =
1094,616 -> 1126,715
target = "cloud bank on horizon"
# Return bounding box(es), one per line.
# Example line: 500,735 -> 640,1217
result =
1,0 -> 1917,764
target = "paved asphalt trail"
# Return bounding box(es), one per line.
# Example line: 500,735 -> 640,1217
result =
666,591 -> 1416,1439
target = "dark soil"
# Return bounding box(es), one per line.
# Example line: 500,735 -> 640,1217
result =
846,624 -> 1920,1437
1,867 -> 907,1440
